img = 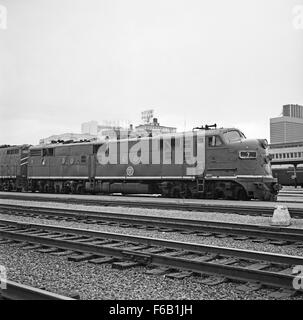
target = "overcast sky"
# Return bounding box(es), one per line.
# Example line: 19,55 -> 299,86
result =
0,0 -> 302,145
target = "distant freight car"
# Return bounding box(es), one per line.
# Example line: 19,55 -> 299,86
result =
272,164 -> 303,187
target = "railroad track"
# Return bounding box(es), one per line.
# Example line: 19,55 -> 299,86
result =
0,280 -> 74,300
1,203 -> 303,244
0,193 -> 303,217
0,219 -> 302,295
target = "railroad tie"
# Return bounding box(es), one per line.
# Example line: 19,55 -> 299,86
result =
215,257 -> 238,265
36,247 -> 60,254
111,261 -> 141,270
214,234 -> 230,239
179,230 -> 197,235
88,257 -> 117,265
165,271 -> 193,280
158,228 -> 175,232
278,267 -> 299,275
232,236 -> 250,241
140,247 -> 168,254
235,283 -> 263,292
0,239 -> 16,245
268,289 -> 297,299
49,250 -> 75,256
145,267 -> 173,276
199,276 -> 227,286
68,253 -> 98,262
251,238 -> 268,243
120,245 -> 150,251
191,254 -> 219,262
245,262 -> 271,271
22,244 -> 43,250
195,232 -> 214,237
268,240 -> 289,246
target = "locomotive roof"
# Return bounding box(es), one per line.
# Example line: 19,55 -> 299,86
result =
29,127 -> 242,149
0,144 -> 31,150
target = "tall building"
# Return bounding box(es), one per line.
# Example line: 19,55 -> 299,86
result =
270,104 -> 303,144
282,104 -> 303,118
81,120 -> 126,139
81,121 -> 98,136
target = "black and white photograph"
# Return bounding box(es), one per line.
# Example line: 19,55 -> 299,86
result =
0,0 -> 303,309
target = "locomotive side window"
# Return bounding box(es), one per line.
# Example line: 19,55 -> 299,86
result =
93,144 -> 102,154
7,149 -> 19,155
81,155 -> 87,164
239,151 -> 257,159
42,148 -> 54,156
30,149 -> 42,156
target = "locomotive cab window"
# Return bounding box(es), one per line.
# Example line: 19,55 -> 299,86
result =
223,130 -> 244,144
239,151 -> 257,159
81,155 -> 87,164
207,136 -> 223,147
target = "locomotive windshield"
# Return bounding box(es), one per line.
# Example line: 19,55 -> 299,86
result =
223,130 -> 244,144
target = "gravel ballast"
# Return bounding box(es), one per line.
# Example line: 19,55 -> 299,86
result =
0,244 -> 302,300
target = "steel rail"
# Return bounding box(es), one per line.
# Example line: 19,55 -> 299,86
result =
0,280 -> 74,300
0,204 -> 303,242
1,219 -> 303,266
0,220 -> 301,291
0,193 -> 303,216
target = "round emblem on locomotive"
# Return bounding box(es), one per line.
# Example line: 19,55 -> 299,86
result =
126,166 -> 134,176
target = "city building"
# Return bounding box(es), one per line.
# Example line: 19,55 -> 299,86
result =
135,118 -> 177,137
282,104 -> 303,118
269,141 -> 303,165
81,120 -> 127,139
269,104 -> 303,167
39,133 -> 96,145
81,121 -> 98,136
81,111 -> 177,140
270,104 -> 303,144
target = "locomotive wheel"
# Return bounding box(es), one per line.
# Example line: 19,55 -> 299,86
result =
170,187 -> 181,198
214,189 -> 224,199
237,189 -> 247,201
76,185 -> 85,194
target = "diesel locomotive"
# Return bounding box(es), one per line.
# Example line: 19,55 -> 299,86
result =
0,126 -> 279,201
